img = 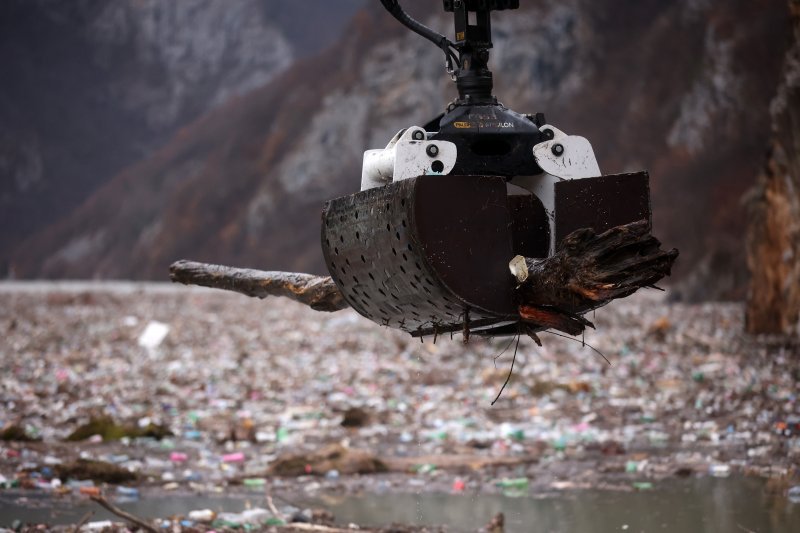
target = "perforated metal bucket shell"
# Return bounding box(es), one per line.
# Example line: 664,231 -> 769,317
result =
321,175 -> 518,337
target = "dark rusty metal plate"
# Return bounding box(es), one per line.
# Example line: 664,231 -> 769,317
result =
507,184 -> 550,259
321,175 -> 518,337
555,171 -> 651,247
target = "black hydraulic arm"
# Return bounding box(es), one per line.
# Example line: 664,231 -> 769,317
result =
378,0 -> 460,70
378,1 -> 520,103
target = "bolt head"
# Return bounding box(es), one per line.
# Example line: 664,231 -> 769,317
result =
426,144 -> 439,157
552,143 -> 564,156
412,130 -> 425,141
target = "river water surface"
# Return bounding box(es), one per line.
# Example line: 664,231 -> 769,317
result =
1,477 -> 798,532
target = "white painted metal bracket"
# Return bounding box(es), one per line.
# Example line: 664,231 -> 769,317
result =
512,124 -> 603,255
361,126 -> 457,191
533,125 -> 601,180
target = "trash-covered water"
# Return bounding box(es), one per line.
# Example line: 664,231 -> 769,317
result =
2,284 -> 799,530
1,477 -> 799,531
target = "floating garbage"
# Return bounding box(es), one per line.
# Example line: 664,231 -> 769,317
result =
416,464 -> 437,475
495,478 -> 529,497
216,508 -> 272,526
115,486 -> 139,498
1,285 -> 797,505
187,509 -> 216,522
85,521 -> 114,530
170,452 -> 188,463
709,464 -> 731,478
78,486 -> 101,497
137,321 -> 170,349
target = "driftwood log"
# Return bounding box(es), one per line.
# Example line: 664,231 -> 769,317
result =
169,260 -> 348,312
511,220 -> 679,335
170,221 -> 677,336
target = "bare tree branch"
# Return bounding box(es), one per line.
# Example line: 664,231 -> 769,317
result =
70,510 -> 94,533
169,260 -> 349,312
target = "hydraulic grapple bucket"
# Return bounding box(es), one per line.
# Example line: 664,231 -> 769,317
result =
322,175 -> 521,338
320,0 -> 655,340
321,171 -> 651,338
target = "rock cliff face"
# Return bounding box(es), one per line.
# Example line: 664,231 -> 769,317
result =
7,1 -> 793,299
746,0 -> 800,335
0,0 -> 361,273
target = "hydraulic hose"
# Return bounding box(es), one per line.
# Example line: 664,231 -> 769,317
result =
378,0 -> 452,50
378,0 -> 460,71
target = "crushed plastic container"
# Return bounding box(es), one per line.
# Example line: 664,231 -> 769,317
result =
495,478 -> 529,496
217,508 -> 272,526
138,321 -> 170,349
170,452 -> 188,463
188,509 -> 216,522
79,486 -> 101,497
85,521 -> 114,530
709,464 -> 731,478
115,486 -> 139,498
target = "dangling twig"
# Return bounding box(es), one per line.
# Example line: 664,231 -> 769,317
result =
542,330 -> 611,366
71,511 -> 94,533
493,335 -> 518,368
265,490 -> 286,523
90,495 -> 158,533
491,332 -> 521,405
463,307 -> 471,344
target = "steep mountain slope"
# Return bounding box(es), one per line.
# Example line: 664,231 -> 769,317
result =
10,0 -> 792,299
746,0 -> 800,334
0,0 -> 363,273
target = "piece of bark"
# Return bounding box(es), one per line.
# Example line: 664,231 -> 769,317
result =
169,260 -> 349,312
513,220 -> 678,333
518,305 -> 594,336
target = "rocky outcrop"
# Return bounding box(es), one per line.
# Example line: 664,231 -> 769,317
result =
745,0 -> 800,336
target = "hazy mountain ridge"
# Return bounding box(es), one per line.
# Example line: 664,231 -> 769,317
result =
8,1 -> 793,300
0,0 -> 363,273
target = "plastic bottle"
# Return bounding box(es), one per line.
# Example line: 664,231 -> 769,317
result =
116,486 -> 139,497
709,464 -> 731,478
495,478 -> 529,490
